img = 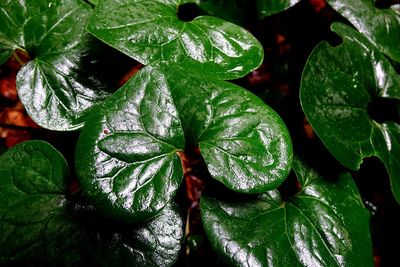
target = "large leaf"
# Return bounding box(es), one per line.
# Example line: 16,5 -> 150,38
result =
163,64 -> 293,193
0,141 -> 184,266
201,158 -> 373,266
300,23 -> 400,203
326,0 -> 400,62
0,140 -> 70,265
0,0 -> 113,130
75,65 -> 185,223
87,0 -> 263,80
256,0 -> 300,18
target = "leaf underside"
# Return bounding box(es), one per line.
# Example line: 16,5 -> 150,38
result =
300,23 -> 400,203
201,157 -> 373,266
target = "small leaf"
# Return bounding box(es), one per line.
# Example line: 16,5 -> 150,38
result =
0,140 -> 69,265
256,0 -> 300,18
201,157 -> 373,266
300,23 -> 400,203
0,0 -> 114,130
87,0 -> 263,80
164,64 -> 293,193
75,65 -> 185,222
326,0 -> 400,62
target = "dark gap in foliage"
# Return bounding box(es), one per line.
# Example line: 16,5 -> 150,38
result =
177,146 -> 226,266
375,0 -> 400,9
352,157 -> 400,266
278,170 -> 300,201
177,3 -> 206,22
368,97 -> 400,124
80,38 -> 139,90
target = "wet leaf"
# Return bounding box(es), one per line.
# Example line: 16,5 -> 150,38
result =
300,23 -> 400,202
327,0 -> 400,62
256,0 -> 300,18
164,64 -> 293,193
0,0 -> 113,130
75,65 -> 185,222
0,141 -> 184,266
201,157 -> 373,266
76,63 -> 292,222
87,0 -> 263,80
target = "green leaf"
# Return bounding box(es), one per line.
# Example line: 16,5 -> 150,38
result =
0,0 -> 113,130
163,64 -> 293,193
75,65 -> 185,223
201,157 -> 373,266
87,0 -> 263,80
326,0 -> 400,62
300,23 -> 400,203
0,140 -> 69,264
0,141 -> 184,266
81,203 -> 184,267
0,42 -> 13,65
256,0 -> 300,18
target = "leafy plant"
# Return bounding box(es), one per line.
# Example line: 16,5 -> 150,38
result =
2,0 -> 398,265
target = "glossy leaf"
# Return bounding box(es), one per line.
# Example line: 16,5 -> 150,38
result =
0,0 -> 113,130
160,64 -> 292,193
0,141 -> 69,264
201,158 -> 373,266
256,0 -> 300,18
300,23 -> 400,202
326,0 -> 400,62
87,0 -> 263,80
0,141 -> 184,266
75,65 -> 185,222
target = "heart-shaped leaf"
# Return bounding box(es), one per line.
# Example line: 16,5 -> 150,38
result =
75,65 -> 185,222
0,0 -> 114,130
201,157 -> 373,266
87,0 -> 263,80
76,63 -> 292,221
300,23 -> 400,203
326,0 -> 400,62
0,141 -> 184,266
163,64 -> 293,193
256,0 -> 300,18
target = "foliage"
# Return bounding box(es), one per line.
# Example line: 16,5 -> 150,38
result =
2,0 -> 399,265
